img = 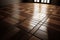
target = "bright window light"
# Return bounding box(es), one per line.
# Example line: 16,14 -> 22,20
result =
47,0 -> 50,3
41,0 -> 50,3
34,0 -> 40,2
41,0 -> 44,3
44,0 -> 47,3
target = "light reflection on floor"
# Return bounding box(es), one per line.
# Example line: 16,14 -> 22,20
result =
33,3 -> 48,40
0,3 -> 60,40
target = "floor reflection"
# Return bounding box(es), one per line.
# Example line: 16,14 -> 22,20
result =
0,3 -> 60,40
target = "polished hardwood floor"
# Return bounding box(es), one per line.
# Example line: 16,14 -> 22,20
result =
0,3 -> 60,40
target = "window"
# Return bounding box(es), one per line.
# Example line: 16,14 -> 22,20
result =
34,0 -> 40,2
41,0 -> 50,3
34,0 -> 50,3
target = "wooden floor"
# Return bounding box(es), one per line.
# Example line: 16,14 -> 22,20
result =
0,3 -> 60,40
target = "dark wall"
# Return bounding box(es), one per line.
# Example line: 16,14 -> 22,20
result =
22,0 -> 33,3
0,0 -> 20,6
51,0 -> 60,5
0,0 -> 60,6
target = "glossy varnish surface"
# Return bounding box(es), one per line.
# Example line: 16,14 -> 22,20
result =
0,3 -> 60,40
